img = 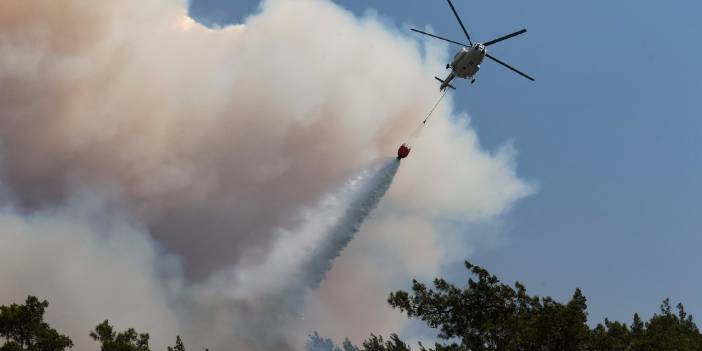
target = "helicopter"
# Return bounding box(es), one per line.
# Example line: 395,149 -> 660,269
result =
411,0 -> 534,91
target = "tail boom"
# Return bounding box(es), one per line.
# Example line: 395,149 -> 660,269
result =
435,75 -> 456,91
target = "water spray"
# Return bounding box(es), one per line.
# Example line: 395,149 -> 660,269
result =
231,91 -> 447,346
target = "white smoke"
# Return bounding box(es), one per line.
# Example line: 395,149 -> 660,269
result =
0,159 -> 401,350
186,159 -> 401,349
0,194 -> 182,350
0,0 -> 535,350
199,159 -> 400,302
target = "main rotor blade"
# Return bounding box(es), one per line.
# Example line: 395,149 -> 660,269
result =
410,29 -> 470,47
485,53 -> 535,81
483,29 -> 527,46
446,0 -> 472,45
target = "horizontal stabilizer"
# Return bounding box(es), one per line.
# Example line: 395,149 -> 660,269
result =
435,76 -> 456,90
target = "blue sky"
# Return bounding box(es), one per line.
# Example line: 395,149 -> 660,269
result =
189,0 -> 702,326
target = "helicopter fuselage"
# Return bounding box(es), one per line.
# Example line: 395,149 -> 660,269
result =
437,44 -> 486,90
451,44 -> 486,78
413,0 -> 534,91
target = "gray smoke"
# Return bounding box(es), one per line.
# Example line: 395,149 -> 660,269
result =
0,0 -> 535,349
0,158 -> 401,351
188,159 -> 401,349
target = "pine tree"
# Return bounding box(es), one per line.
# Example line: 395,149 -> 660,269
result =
167,336 -> 185,351
90,320 -> 150,351
0,296 -> 73,351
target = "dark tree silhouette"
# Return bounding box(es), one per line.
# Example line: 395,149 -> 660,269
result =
90,320 -> 150,351
167,336 -> 186,351
0,296 -> 73,351
309,260 -> 702,351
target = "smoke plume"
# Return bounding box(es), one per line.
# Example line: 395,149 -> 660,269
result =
187,159 -> 401,349
0,0 -> 534,349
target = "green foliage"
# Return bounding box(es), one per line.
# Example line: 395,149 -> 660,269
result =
167,336 -> 185,351
0,298 -> 193,351
4,262 -> 702,351
307,332 -> 342,351
387,261 -> 590,351
362,334 -> 410,351
0,296 -> 73,351
0,297 -> 193,351
90,320 -> 150,351
307,332 -> 409,351
342,338 -> 361,351
310,260 -> 702,351
588,299 -> 702,351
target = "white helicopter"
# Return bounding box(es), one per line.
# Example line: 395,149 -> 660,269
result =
411,0 -> 535,91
